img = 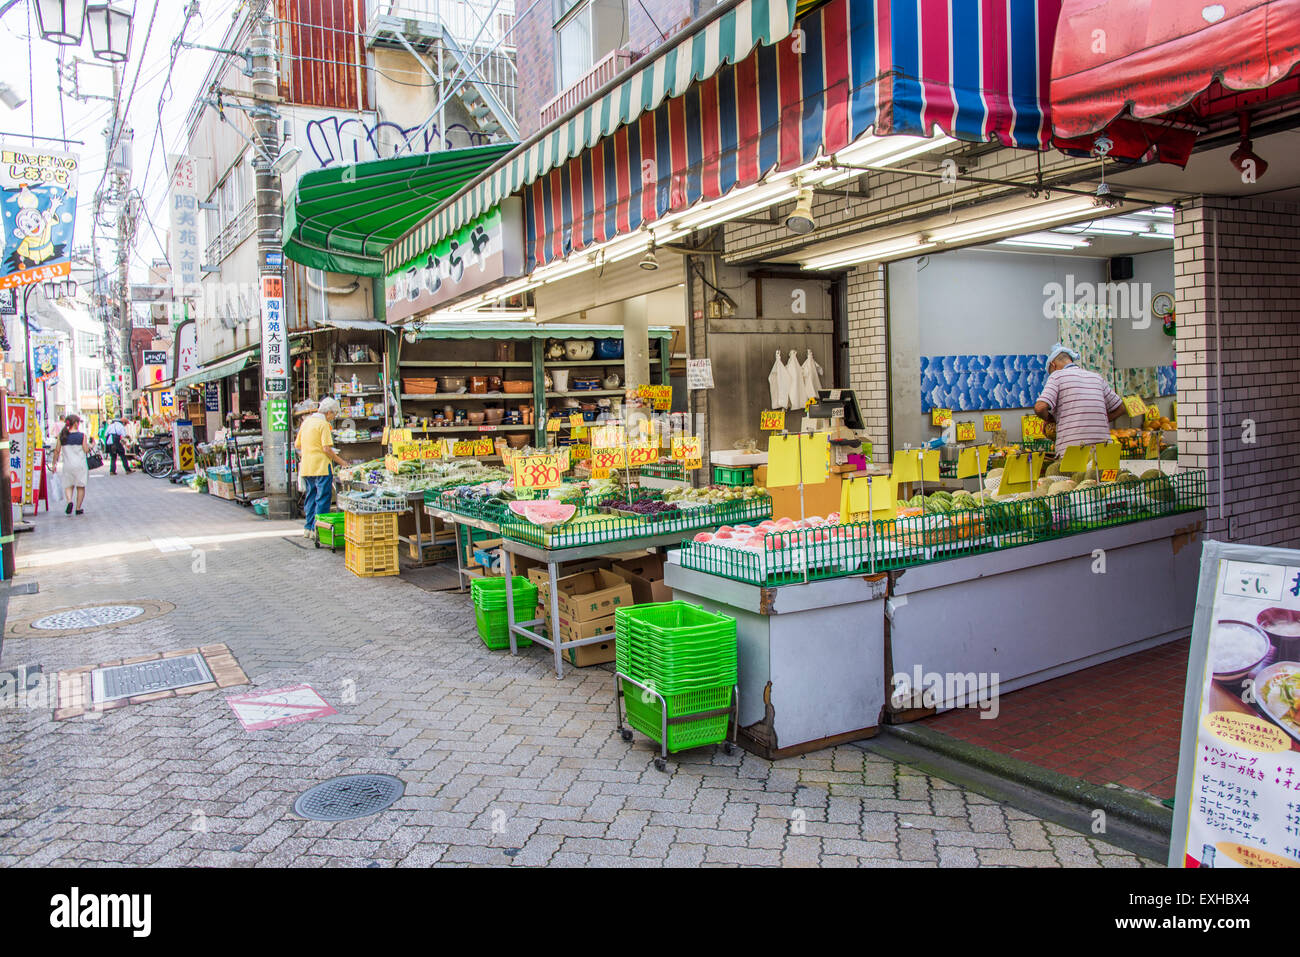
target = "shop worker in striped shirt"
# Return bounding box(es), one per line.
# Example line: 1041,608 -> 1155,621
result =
1033,343 -> 1125,451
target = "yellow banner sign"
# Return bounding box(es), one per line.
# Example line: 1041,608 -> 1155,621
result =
760,409 -> 785,431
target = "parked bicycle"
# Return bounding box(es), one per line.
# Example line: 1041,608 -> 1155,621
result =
137,434 -> 175,478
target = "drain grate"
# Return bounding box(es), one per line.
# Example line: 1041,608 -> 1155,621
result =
293,774 -> 405,821
91,653 -> 214,703
33,605 -> 144,631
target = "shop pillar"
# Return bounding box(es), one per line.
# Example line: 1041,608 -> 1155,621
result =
1173,197 -> 1300,546
622,298 -> 651,390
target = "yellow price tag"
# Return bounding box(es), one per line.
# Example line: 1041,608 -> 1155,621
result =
570,412 -> 585,429
1021,415 -> 1045,440
512,452 -> 567,490
569,443 -> 591,461
384,454 -> 402,472
982,414 -> 1002,432
1101,468 -> 1119,483
1145,404 -> 1161,425
571,426 -> 589,440
474,438 -> 494,456
547,418 -> 562,432
931,408 -> 952,427
956,421 -> 976,443
1123,394 -> 1147,417
760,409 -> 785,431
452,439 -> 476,456
592,447 -> 626,472
591,424 -> 626,449
672,436 -> 702,469
636,384 -> 672,410
628,442 -> 659,466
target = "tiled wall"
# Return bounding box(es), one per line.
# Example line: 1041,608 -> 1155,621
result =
1175,197 -> 1300,546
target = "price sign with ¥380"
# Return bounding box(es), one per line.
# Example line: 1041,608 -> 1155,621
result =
672,436 -> 702,469
512,452 -> 567,490
591,447 -> 626,471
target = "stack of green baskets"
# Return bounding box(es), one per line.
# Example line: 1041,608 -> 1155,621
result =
470,576 -> 537,650
615,602 -> 737,752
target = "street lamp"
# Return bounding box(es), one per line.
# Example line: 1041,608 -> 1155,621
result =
33,0 -> 88,45
85,2 -> 132,63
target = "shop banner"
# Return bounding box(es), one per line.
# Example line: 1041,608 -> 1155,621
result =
1171,540 -> 1300,868
1,144 -> 78,290
172,419 -> 195,472
31,333 -> 60,385
259,275 -> 287,395
204,382 -> 220,412
4,394 -> 36,505
384,199 -> 524,323
173,319 -> 198,381
167,156 -> 200,301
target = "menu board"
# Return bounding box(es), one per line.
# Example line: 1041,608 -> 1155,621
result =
1171,540 -> 1300,868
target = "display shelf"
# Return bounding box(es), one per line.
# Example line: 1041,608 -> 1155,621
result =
401,424 -> 532,432
543,359 -> 660,367
330,389 -> 385,397
334,361 -> 379,366
400,360 -> 533,368
400,393 -> 531,401
545,389 -> 623,398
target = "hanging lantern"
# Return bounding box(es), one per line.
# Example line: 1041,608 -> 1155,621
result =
34,0 -> 87,45
85,3 -> 133,63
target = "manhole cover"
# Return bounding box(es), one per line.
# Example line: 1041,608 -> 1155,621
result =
293,774 -> 405,821
33,605 -> 144,631
91,653 -> 214,703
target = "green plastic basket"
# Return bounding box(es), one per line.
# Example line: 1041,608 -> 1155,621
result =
474,605 -> 533,650
712,465 -> 754,486
622,680 -> 733,753
471,575 -> 538,611
615,602 -> 737,694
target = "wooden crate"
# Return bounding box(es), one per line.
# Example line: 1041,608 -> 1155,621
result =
344,541 -> 401,577
209,479 -> 236,500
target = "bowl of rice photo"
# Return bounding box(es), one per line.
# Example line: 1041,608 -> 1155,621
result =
1209,619 -> 1272,684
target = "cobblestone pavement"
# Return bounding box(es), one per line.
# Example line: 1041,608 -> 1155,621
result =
0,472 -> 1156,867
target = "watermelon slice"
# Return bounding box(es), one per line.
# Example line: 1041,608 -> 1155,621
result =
508,500 -> 577,528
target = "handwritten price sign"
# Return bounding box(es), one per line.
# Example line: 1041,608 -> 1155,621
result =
546,418 -> 562,432
592,447 -> 626,471
1123,394 -> 1148,418
636,384 -> 672,410
512,452 -> 567,490
983,414 -> 1002,432
1021,415 -> 1045,440
672,436 -> 702,469
931,408 -> 952,427
955,421 -> 976,443
591,424 -> 626,449
569,443 -> 591,462
569,412 -> 585,429
1145,404 -> 1161,426
452,440 -> 477,456
760,409 -> 785,431
1100,468 -> 1119,483
474,438 -> 494,455
628,442 -> 659,466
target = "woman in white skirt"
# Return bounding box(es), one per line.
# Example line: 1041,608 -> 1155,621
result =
50,413 -> 89,515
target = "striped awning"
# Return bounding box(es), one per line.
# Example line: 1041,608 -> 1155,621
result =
384,0 -> 799,273
525,0 -> 1058,266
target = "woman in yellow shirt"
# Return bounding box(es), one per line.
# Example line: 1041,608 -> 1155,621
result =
295,397 -> 351,537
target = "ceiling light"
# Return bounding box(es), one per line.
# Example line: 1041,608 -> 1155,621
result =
925,197 -> 1103,245
786,187 -> 816,235
994,232 -> 1091,250
803,237 -> 936,271
1132,206 -> 1175,219
639,244 -> 659,271
34,0 -> 87,45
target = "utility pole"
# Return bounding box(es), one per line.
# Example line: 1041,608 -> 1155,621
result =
250,6 -> 291,519
109,62 -> 134,420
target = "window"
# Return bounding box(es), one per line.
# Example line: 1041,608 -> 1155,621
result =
77,332 -> 101,356
80,368 -> 100,394
554,0 -> 627,93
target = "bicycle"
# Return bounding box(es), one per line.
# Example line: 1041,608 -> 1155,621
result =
140,446 -> 175,478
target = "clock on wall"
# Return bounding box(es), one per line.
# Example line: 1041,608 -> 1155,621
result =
1152,292 -> 1175,336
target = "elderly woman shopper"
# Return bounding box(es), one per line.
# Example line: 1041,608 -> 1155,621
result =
294,397 -> 351,537
50,413 -> 91,515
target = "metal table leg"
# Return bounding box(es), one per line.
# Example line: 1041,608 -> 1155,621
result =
547,559 -> 565,679
502,546 -> 517,655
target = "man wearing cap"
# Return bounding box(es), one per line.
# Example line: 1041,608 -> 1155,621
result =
1034,344 -> 1125,452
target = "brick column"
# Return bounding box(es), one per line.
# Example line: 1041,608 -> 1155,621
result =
845,265 -> 890,451
1174,197 -> 1300,545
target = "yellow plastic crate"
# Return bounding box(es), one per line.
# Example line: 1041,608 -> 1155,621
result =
344,541 -> 401,577
344,510 -> 400,545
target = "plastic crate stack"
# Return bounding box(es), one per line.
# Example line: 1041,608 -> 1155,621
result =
343,510 -> 401,577
470,576 -> 536,650
615,602 -> 737,754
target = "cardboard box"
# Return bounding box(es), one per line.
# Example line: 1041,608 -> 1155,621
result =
528,558 -> 609,589
556,614 -> 617,666
608,554 -> 672,604
550,569 -> 634,623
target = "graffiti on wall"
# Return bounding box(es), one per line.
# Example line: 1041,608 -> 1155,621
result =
302,114 -> 497,170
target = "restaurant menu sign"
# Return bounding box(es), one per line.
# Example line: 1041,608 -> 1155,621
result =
384,199 -> 524,323
1171,540 -> 1300,868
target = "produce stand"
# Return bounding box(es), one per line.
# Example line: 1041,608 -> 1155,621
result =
663,562 -> 888,758
498,497 -> 773,678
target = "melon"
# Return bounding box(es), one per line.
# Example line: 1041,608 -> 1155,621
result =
693,532 -> 714,543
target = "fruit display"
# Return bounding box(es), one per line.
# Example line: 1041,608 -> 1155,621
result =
604,499 -> 681,518
662,484 -> 768,509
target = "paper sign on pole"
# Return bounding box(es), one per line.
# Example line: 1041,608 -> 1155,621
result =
800,432 -> 829,486
671,435 -> 701,469
1059,444 -> 1094,473
921,449 -> 940,483
955,421 -> 976,443
1095,441 -> 1121,472
998,452 -> 1042,495
1021,415 -> 1045,440
512,451 -> 566,490
765,435 -> 802,488
841,474 -> 896,520
891,449 -> 921,484
957,445 -> 992,479
983,414 -> 1002,432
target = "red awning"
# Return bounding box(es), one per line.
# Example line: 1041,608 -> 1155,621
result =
1050,0 -> 1300,163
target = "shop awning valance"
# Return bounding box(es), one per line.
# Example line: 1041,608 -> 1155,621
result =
305,318 -> 395,333
525,0 -> 1057,266
174,348 -> 257,390
388,0 -> 801,266
412,323 -> 674,342
1050,0 -> 1300,163
283,145 -> 515,277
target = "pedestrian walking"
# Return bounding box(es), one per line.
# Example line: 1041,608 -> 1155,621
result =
295,397 -> 351,538
50,413 -> 90,515
104,415 -> 133,474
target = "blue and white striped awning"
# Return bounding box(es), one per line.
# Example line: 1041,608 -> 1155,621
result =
383,0 -> 798,273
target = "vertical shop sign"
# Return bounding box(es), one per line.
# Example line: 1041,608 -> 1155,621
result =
259,275 -> 287,395
168,156 -> 200,301
0,144 -> 78,289
173,419 -> 195,471
267,398 -> 288,433
173,319 -> 198,381
31,333 -> 60,385
4,395 -> 35,504
204,382 -> 220,412
1171,540 -> 1300,868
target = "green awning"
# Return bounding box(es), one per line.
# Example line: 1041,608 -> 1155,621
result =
175,348 -> 257,390
386,0 -> 797,271
413,323 -> 675,341
283,145 -> 516,277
